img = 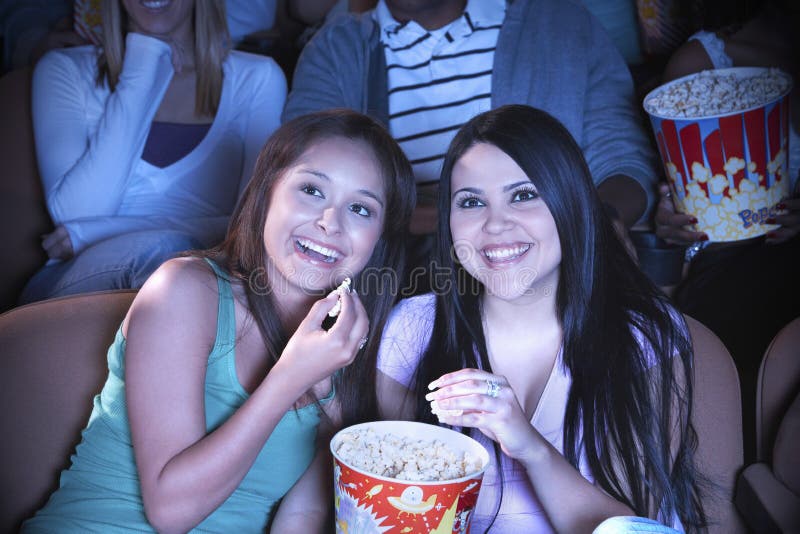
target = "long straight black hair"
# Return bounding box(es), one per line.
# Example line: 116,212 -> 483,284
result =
197,109 -> 416,427
412,105 -> 707,531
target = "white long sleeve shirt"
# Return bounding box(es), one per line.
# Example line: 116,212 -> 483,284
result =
32,33 -> 286,253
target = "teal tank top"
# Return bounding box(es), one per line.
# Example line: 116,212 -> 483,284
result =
23,259 -> 332,533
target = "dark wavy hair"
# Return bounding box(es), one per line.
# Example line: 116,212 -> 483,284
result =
197,109 -> 416,427
412,105 -> 707,531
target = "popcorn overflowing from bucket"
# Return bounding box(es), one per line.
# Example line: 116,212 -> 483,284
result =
644,67 -> 793,241
645,68 -> 791,118
334,427 -> 483,482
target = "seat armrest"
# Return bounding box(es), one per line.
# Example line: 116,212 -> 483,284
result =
735,463 -> 800,533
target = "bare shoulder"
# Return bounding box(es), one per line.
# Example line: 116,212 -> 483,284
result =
122,257 -> 220,341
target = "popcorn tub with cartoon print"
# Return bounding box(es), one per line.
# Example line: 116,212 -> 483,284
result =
330,421 -> 490,534
644,67 -> 793,241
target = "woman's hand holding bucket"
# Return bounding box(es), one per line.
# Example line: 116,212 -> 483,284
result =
764,196 -> 800,244
655,182 -> 708,245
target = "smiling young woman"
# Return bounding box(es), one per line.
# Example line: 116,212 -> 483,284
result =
448,142 -> 562,303
22,110 -> 415,533
261,136 -> 387,306
377,105 -> 707,533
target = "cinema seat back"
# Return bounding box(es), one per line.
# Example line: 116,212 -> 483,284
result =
0,290 -> 136,533
686,315 -> 747,533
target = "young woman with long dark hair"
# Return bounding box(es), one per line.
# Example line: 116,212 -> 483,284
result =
23,109 -> 415,533
377,105 -> 707,533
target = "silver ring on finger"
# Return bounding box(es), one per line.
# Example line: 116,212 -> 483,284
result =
485,379 -> 501,398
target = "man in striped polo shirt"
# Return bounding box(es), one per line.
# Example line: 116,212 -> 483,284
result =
283,0 -> 658,291
376,0 -> 502,232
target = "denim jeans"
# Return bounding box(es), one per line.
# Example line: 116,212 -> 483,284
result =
19,229 -> 202,304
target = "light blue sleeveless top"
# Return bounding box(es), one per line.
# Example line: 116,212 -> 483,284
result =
23,259 -> 332,533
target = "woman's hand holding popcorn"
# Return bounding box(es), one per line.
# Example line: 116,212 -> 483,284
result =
273,279 -> 367,399
765,198 -> 800,244
426,369 -> 542,464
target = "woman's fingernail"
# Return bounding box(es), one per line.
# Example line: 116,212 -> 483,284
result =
689,217 -> 698,224
699,235 -> 709,241
428,380 -> 439,390
765,217 -> 777,224
424,392 -> 435,401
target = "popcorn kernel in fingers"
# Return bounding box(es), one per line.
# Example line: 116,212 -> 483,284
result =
327,277 -> 352,318
430,400 -> 463,417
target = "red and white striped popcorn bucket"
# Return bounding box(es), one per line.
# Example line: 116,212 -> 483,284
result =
644,67 -> 793,242
330,421 -> 490,534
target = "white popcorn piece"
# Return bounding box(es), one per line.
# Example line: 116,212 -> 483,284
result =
739,179 -> 757,193
430,400 -> 464,418
327,277 -> 352,318
692,162 -> 711,183
724,157 -> 745,176
709,174 -> 728,196
703,204 -> 722,225
686,182 -> 705,199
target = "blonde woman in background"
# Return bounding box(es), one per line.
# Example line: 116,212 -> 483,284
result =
20,0 -> 286,303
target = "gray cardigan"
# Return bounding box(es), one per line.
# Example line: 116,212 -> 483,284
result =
283,0 -> 658,219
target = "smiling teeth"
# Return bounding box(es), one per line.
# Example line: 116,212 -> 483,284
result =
142,0 -> 169,8
297,239 -> 340,261
484,244 -> 530,261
